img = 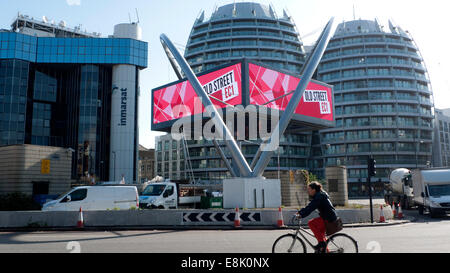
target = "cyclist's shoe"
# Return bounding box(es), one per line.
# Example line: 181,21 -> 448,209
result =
314,242 -> 327,253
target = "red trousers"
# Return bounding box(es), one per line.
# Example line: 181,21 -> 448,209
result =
308,217 -> 327,243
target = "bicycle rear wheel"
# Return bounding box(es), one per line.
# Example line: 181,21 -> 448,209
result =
326,233 -> 358,253
272,234 -> 307,253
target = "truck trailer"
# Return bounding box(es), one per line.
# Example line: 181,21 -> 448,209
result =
412,168 -> 450,217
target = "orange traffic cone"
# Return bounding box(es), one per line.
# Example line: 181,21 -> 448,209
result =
398,203 -> 403,219
379,205 -> 385,223
277,207 -> 285,228
392,201 -> 397,218
77,207 -> 84,228
234,207 -> 241,228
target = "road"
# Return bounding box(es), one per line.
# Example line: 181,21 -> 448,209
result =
0,211 -> 449,253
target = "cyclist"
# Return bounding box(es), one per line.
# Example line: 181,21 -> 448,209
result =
296,181 -> 337,253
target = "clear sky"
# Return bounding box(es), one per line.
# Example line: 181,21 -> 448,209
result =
1,0 -> 449,149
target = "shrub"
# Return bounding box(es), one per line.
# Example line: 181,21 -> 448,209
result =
0,193 -> 41,211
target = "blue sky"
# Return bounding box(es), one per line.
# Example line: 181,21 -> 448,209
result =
1,0 -> 449,149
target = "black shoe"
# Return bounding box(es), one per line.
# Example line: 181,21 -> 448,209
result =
314,242 -> 327,253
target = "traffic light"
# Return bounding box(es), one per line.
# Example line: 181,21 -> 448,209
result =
368,158 -> 376,177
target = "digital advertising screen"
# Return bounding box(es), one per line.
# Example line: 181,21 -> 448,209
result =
248,63 -> 334,123
152,63 -> 242,128
152,60 -> 334,131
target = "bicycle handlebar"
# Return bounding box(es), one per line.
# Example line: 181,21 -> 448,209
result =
290,214 -> 302,226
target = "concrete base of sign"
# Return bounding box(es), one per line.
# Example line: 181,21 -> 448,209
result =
223,177 -> 281,209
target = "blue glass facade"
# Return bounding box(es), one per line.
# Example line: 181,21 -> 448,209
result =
0,59 -> 29,146
0,32 -> 37,62
0,32 -> 148,68
0,30 -> 147,181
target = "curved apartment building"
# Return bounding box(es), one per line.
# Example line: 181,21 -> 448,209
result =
317,20 -> 434,197
155,2 -> 311,182
184,2 -> 306,74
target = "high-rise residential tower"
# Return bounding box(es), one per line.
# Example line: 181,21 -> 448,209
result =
155,2 -> 313,182
316,19 -> 434,197
184,2 -> 306,74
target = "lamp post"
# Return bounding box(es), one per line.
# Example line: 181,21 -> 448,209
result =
416,140 -> 424,169
112,151 -> 116,181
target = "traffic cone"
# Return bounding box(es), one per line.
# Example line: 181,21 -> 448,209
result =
77,207 -> 84,228
234,207 -> 241,228
398,203 -> 404,219
379,205 -> 385,223
392,201 -> 397,218
277,207 -> 285,228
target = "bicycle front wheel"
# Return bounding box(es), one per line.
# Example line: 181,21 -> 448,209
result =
326,233 -> 358,253
272,234 -> 307,253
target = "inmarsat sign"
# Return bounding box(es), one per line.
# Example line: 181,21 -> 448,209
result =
113,86 -> 128,126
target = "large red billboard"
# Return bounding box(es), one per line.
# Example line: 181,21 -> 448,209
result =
248,63 -> 333,122
153,63 -> 242,125
152,60 -> 334,131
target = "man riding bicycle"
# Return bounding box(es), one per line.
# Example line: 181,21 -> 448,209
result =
296,181 -> 338,253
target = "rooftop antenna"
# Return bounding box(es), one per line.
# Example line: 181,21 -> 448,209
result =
135,8 -> 140,24
353,4 -> 356,20
128,13 -> 132,23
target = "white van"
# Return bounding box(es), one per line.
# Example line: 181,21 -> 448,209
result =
42,186 -> 139,211
413,168 -> 450,217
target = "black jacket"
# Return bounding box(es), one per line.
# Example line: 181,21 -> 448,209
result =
299,191 -> 337,222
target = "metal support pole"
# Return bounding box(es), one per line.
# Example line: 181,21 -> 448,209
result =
160,34 -> 253,177
367,156 -> 374,224
250,144 -> 264,170
367,176 -> 373,224
213,139 -> 238,177
251,18 -> 335,177
367,176 -> 374,224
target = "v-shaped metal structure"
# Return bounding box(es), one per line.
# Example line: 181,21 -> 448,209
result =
159,17 -> 334,178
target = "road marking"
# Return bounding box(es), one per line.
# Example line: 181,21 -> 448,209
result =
66,241 -> 81,253
366,241 -> 382,253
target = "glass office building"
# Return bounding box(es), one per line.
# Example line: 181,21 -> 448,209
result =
316,20 -> 434,197
0,15 -> 148,182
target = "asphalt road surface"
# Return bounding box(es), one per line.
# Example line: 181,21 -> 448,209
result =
1,211 -> 449,253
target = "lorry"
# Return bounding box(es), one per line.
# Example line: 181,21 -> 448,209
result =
384,168 -> 414,209
412,168 -> 450,218
139,181 -> 208,209
42,185 -> 139,211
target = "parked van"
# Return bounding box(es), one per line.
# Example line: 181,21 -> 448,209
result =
412,168 -> 450,217
42,186 -> 139,211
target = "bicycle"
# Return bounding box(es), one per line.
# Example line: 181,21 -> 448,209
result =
272,215 -> 358,253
